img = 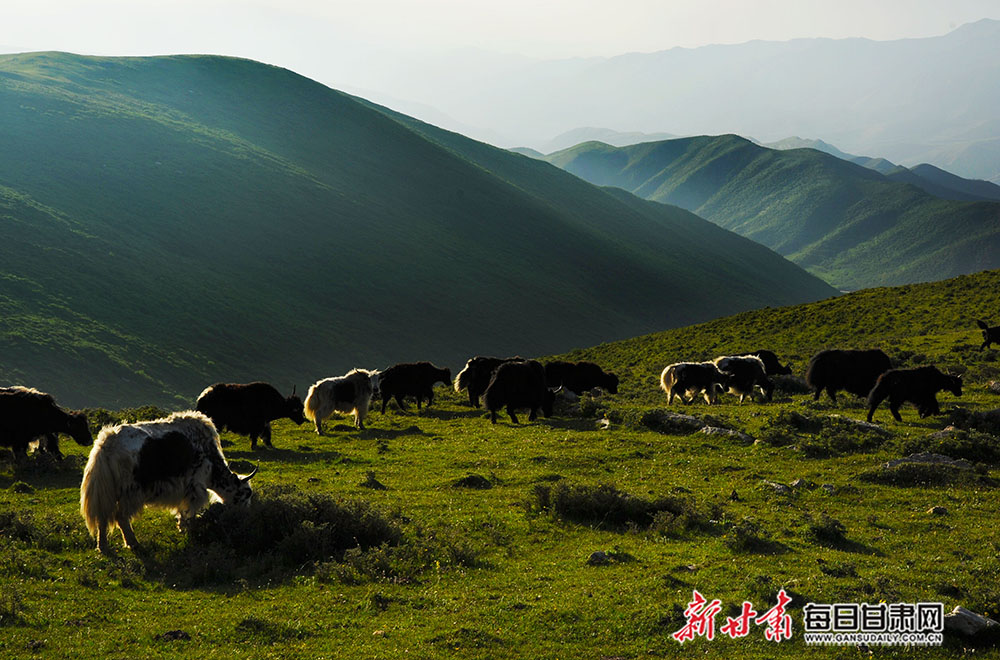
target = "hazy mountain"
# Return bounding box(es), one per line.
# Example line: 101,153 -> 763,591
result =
544,135 -> 1000,290
766,137 -> 1000,202
331,20 -> 1000,181
540,128 -> 679,154
0,52 -> 834,407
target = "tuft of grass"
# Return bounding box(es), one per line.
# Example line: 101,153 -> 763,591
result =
804,515 -> 849,547
857,462 -> 996,488
722,518 -> 784,554
897,429 -> 1000,464
234,617 -> 310,642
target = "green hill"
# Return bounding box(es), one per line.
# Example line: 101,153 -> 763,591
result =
0,53 -> 834,408
544,135 -> 1000,290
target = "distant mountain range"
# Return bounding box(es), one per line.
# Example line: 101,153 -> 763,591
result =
0,53 -> 834,407
544,135 -> 1000,290
331,20 -> 1000,183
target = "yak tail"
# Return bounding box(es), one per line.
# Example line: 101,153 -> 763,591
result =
79,443 -> 119,541
977,319 -> 989,330
659,366 -> 676,393
303,383 -> 321,422
455,363 -> 472,392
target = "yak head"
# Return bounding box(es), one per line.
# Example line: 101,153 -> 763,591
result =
286,385 -> 306,425
212,464 -> 258,506
67,411 -> 94,446
946,374 -> 963,398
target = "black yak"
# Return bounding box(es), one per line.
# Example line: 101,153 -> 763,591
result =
867,366 -> 963,422
544,361 -> 619,395
378,362 -> 452,413
483,360 -> 554,424
713,355 -> 774,402
805,349 -> 891,403
660,362 -> 730,405
304,369 -> 380,433
196,382 -> 305,450
977,320 -> 1000,351
748,349 -> 793,376
454,356 -> 523,407
0,386 -> 92,460
80,411 -> 256,553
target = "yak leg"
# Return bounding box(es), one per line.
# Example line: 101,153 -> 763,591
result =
528,406 -> 538,421
97,525 -> 111,554
507,405 -> 519,424
381,393 -> 389,414
395,394 -> 406,410
42,433 -> 63,459
469,389 -> 479,408
490,409 -> 498,424
249,430 -> 260,450
826,386 -> 838,404
427,389 -> 434,407
262,423 -> 274,448
117,515 -> 140,550
314,418 -> 323,435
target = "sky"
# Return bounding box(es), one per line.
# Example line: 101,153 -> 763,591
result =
4,0 -> 1000,64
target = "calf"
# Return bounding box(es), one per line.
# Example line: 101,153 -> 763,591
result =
0,386 -> 92,460
454,356 -> 523,407
713,355 -> 774,403
79,411 -> 256,553
544,361 -> 619,395
747,349 -> 793,376
977,320 -> 1000,351
805,349 -> 891,403
483,360 -> 554,424
867,366 -> 962,422
304,369 -> 380,433
659,362 -> 730,405
196,382 -> 305,450
378,362 -> 452,413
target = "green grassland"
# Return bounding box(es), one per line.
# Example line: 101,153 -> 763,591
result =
4,271 -> 1000,657
544,136 -> 1000,291
0,52 -> 833,409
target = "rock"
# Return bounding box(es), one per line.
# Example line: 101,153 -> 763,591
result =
828,414 -> 888,435
821,484 -> 835,495
885,452 -> 973,470
597,417 -> 611,430
987,381 -> 1000,395
638,410 -> 706,434
928,506 -> 948,515
790,478 -> 816,490
700,426 -> 754,444
763,480 -> 792,495
587,551 -> 610,566
944,606 -> 1000,636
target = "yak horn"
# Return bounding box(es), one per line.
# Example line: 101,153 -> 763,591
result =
241,465 -> 259,482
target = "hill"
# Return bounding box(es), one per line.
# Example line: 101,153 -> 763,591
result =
544,135 -> 1000,290
0,53 -> 834,408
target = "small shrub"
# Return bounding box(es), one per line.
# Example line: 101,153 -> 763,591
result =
359,471 -> 388,490
897,429 -> 1000,465
234,617 -> 310,642
819,561 -> 857,578
0,586 -> 25,627
9,482 -> 33,494
857,463 -> 994,488
453,474 -> 492,489
949,408 -> 1000,437
722,518 -> 782,554
805,515 -> 848,547
530,482 -> 715,532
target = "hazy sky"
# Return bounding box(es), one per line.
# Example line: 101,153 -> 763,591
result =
4,0 -> 1000,62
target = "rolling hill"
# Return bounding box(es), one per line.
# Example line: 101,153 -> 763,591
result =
0,52 -> 835,408
544,135 -> 1000,290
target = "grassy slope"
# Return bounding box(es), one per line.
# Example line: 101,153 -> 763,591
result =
545,136 -> 1000,290
3,270 -> 1000,658
0,53 -> 834,408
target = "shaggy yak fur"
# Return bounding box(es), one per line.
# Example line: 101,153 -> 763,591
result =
483,360 -> 555,424
454,356 -> 523,407
659,362 -> 731,405
977,319 -> 1000,351
544,361 -> 619,395
867,366 -> 963,422
713,355 -> 774,403
748,349 -> 793,376
79,411 -> 255,553
378,362 -> 452,413
304,369 -> 380,433
0,386 -> 92,460
196,382 -> 305,449
805,349 -> 892,403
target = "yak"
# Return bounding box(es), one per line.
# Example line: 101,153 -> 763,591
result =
0,386 -> 92,460
80,411 -> 256,554
747,349 -> 793,376
304,369 -> 380,433
660,362 -> 730,405
867,366 -> 963,422
378,362 -> 452,413
977,319 -> 1000,351
805,349 -> 891,403
544,361 -> 619,395
454,356 -> 523,407
713,355 -> 774,403
196,382 -> 304,450
483,360 -> 554,424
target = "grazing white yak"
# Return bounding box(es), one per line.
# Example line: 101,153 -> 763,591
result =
304,369 -> 380,433
80,411 -> 256,554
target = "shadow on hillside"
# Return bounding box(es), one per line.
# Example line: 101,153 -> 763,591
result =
406,406 -> 490,421
538,417 -> 601,432
224,448 -> 354,466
